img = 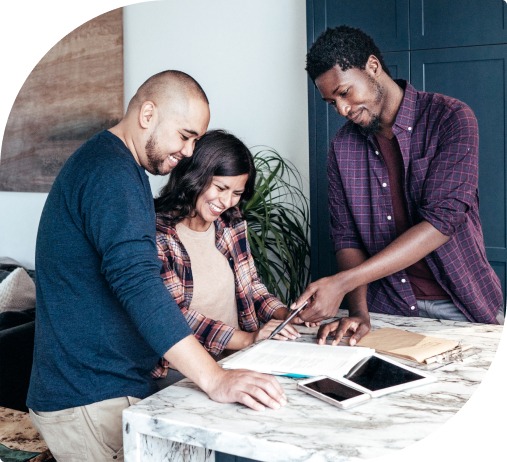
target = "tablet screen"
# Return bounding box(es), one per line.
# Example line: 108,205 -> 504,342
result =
346,355 -> 425,391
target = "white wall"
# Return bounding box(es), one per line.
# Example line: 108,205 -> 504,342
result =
0,0 -> 308,269
123,0 -> 309,196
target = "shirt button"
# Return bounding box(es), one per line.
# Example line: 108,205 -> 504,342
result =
382,182 -> 387,188
408,126 -> 412,131
387,215 -> 392,220
401,278 -> 406,283
375,150 -> 380,156
410,305 -> 416,311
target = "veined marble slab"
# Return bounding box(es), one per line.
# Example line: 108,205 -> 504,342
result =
123,313 -> 503,462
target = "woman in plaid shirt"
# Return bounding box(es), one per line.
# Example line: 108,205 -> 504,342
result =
151,130 -> 299,380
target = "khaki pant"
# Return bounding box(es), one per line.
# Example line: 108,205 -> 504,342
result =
29,396 -> 140,462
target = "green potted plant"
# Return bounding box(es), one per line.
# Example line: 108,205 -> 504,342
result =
244,147 -> 311,305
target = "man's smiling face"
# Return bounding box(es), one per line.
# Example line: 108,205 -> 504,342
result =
143,98 -> 210,176
315,63 -> 384,135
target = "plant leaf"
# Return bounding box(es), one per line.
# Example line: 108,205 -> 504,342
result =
243,147 -> 311,304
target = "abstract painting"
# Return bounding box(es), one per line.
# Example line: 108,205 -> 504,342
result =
0,8 -> 124,192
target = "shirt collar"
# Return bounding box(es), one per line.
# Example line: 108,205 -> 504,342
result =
358,79 -> 416,141
392,79 -> 417,135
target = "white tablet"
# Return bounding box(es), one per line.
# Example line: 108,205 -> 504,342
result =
336,353 -> 436,398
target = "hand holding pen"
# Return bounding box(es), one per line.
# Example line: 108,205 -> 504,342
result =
267,300 -> 309,340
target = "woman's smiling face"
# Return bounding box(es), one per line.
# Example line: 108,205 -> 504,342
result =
184,174 -> 249,231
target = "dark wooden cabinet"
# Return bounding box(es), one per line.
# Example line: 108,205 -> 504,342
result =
307,0 -> 507,305
409,0 -> 507,49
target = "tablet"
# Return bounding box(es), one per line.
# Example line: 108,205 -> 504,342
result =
337,353 -> 436,398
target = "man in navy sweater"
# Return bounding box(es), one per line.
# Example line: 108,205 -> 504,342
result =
27,70 -> 286,461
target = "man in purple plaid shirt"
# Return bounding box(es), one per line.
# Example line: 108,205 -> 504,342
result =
294,25 -> 504,345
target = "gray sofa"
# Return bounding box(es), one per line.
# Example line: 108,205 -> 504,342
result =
0,261 -> 36,412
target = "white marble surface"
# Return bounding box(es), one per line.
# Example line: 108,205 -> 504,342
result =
123,313 -> 503,462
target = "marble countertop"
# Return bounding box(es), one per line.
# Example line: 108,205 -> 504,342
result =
123,313 -> 503,462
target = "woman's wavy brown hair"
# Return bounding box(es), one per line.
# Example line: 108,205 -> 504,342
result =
154,129 -> 256,226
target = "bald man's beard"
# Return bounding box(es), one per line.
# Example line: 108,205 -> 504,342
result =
145,135 -> 169,176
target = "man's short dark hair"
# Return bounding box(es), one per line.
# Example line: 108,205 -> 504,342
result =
306,25 -> 391,81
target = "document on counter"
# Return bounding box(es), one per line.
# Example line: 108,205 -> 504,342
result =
221,339 -> 436,398
356,327 -> 465,364
221,340 -> 374,378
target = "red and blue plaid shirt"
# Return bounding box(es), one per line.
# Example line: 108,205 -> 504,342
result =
328,80 -> 503,324
151,214 -> 286,377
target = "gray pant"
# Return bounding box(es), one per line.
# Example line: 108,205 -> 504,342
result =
417,299 -> 505,324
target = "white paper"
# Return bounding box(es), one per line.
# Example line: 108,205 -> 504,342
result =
221,340 -> 375,378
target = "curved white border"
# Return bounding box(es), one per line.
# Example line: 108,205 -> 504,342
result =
1,1 -> 506,460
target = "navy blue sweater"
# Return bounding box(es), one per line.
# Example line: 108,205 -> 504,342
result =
27,131 -> 192,411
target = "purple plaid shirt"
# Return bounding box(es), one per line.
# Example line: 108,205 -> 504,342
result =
328,80 -> 503,324
151,214 -> 286,378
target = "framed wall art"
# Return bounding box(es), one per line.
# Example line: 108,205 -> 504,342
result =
0,8 -> 124,192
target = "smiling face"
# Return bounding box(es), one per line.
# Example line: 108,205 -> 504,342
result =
143,98 -> 210,176
183,174 -> 249,231
315,60 -> 385,135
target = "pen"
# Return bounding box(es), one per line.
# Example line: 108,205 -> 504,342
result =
267,300 -> 309,340
271,371 -> 311,378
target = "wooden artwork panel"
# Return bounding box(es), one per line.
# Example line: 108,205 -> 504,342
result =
0,8 -> 124,192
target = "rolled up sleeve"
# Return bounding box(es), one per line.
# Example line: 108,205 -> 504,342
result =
417,104 -> 479,237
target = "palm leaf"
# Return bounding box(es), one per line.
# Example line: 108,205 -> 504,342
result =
243,147 -> 311,304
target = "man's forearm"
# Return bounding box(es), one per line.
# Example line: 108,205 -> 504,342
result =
295,221 -> 448,325
336,248 -> 369,317
339,220 -> 450,294
163,334 -> 224,394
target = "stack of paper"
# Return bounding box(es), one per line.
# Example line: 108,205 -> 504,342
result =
356,327 -> 464,364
